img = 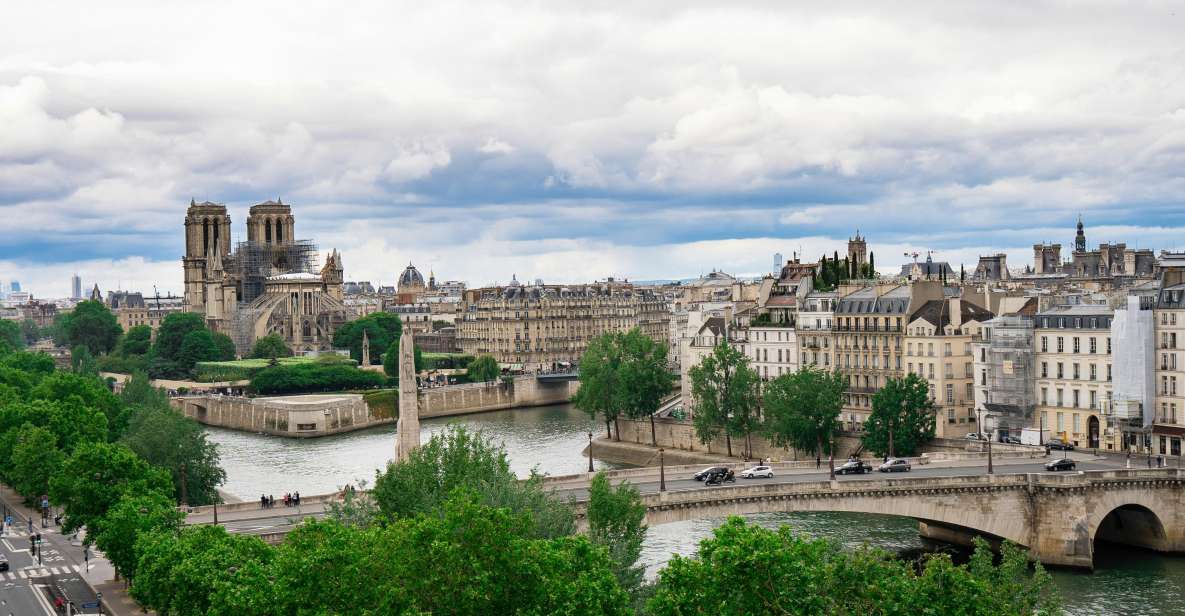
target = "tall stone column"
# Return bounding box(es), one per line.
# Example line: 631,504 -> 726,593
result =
396,328 -> 420,461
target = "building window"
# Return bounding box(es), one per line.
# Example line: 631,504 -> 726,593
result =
965,383 -> 973,401
1041,336 -> 1048,352
1041,362 -> 1048,378
1042,387 -> 1048,405
945,384 -> 953,403
1057,337 -> 1064,352
1057,389 -> 1064,407
1072,390 -> 1080,408
1073,413 -> 1081,433
1057,362 -> 1064,379
1073,364 -> 1080,380
1073,337 -> 1080,353
1090,364 -> 1097,381
1089,338 -> 1097,354
1089,390 -> 1097,409
1057,412 -> 1064,432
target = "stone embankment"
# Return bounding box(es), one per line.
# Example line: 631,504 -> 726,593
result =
175,375 -> 580,437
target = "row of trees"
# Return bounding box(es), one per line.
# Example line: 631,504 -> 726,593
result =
572,329 -> 674,444
686,340 -> 936,459
0,344 -> 226,517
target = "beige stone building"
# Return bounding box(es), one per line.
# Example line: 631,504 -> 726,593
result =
903,297 -> 993,439
1153,253 -> 1185,455
1033,304 -> 1114,449
456,279 -> 670,370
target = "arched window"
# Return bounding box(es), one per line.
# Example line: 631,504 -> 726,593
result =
265,219 -> 273,243
202,218 -> 210,254
276,218 -> 284,243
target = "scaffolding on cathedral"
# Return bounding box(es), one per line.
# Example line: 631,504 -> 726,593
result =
230,239 -> 320,304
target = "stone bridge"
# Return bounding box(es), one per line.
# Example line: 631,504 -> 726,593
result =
568,469 -> 1185,569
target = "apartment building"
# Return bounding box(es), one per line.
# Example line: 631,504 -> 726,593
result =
456,280 -> 670,370
1033,305 -> 1114,449
904,297 -> 993,438
1153,253 -> 1185,455
798,291 -> 836,369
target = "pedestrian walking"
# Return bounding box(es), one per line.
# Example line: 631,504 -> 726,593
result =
294,491 -> 301,506
815,455 -> 820,469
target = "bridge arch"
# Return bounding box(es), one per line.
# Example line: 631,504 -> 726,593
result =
1093,504 -> 1168,554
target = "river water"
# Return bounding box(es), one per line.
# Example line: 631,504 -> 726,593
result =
205,402 -> 1179,615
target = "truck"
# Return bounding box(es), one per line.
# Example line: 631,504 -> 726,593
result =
1020,427 -> 1050,447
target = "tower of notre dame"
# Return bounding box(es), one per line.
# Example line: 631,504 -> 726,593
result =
182,198 -> 349,356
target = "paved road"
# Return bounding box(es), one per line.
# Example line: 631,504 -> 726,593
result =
0,499 -> 104,616
196,451 -> 1136,536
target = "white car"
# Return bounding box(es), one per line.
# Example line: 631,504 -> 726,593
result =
965,432 -> 982,440
740,465 -> 774,479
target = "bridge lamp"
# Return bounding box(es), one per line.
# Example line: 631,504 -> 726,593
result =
659,448 -> 666,492
587,432 -> 594,473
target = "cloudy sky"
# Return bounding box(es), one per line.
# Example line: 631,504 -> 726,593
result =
3,1 -> 1185,297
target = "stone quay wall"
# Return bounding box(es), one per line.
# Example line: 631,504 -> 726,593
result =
175,393 -> 386,437
175,376 -> 580,437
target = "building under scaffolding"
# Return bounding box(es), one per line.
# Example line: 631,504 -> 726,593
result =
230,239 -> 320,304
974,315 -> 1037,436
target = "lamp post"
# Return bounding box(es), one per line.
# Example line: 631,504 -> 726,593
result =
587,432 -> 594,473
659,448 -> 666,492
986,414 -> 994,475
828,437 -> 836,481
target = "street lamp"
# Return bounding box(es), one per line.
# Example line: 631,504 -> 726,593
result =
828,438 -> 836,481
986,414 -> 994,475
587,432 -> 594,473
659,448 -> 666,492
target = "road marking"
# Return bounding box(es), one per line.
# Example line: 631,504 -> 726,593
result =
16,572 -> 25,579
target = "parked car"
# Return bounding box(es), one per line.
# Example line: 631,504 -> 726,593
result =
1047,439 -> 1075,451
0,557 -> 7,572
1001,435 -> 1022,445
1045,458 -> 1076,472
965,432 -> 982,440
837,459 -> 873,475
704,468 -> 736,485
878,458 -> 911,473
740,465 -> 774,479
693,466 -> 729,481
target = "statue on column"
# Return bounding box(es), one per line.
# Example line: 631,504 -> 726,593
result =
362,329 -> 371,366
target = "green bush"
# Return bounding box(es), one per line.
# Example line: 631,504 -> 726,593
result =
251,363 -> 386,395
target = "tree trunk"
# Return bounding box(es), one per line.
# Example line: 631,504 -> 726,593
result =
745,431 -> 752,459
605,419 -> 612,440
888,421 -> 895,458
613,416 -> 621,442
649,414 -> 657,447
725,431 -> 733,457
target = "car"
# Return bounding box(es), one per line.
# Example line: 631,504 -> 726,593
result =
1047,439 -> 1075,451
836,459 -> 873,475
1045,458 -> 1076,472
0,557 -> 8,572
1001,435 -> 1022,445
965,432 -> 982,440
693,466 -> 729,481
878,458 -> 911,473
740,465 -> 774,479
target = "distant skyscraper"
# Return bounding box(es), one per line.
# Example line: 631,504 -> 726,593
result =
9,281 -> 19,293
71,274 -> 82,300
773,252 -> 783,272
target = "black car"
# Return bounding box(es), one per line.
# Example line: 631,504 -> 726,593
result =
836,459 -> 873,475
0,557 -> 8,572
693,466 -> 729,481
1047,439 -> 1075,451
1000,435 -> 1021,445
1045,458 -> 1076,472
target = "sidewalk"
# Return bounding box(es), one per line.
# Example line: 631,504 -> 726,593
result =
0,482 -> 151,616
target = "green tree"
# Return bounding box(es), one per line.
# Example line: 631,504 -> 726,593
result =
326,479 -> 379,529
0,320 -> 24,350
177,330 -> 221,373
70,345 -> 98,375
121,403 -> 226,506
467,354 -> 501,384
9,424 -> 64,502
119,371 -> 171,410
688,340 -> 761,458
93,492 -> 184,581
211,331 -> 237,361
118,325 -> 153,357
249,333 -> 293,359
763,367 -> 847,460
49,441 -> 173,534
372,424 -> 575,539
61,300 -> 122,355
332,311 -> 402,364
153,312 -> 207,364
250,362 -> 385,395
864,373 -> 937,458
32,371 -> 129,439
617,329 -> 674,446
648,518 -> 1060,616
587,472 -> 647,598
572,332 -> 623,439
132,525 -> 276,616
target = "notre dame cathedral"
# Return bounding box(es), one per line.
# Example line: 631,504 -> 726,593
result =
182,199 -> 350,356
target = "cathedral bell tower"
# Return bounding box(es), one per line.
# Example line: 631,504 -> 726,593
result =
183,199 -> 232,313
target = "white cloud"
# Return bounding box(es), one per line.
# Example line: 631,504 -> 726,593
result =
477,138 -> 515,154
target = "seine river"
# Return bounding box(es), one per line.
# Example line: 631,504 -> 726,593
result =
205,403 -> 1181,615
